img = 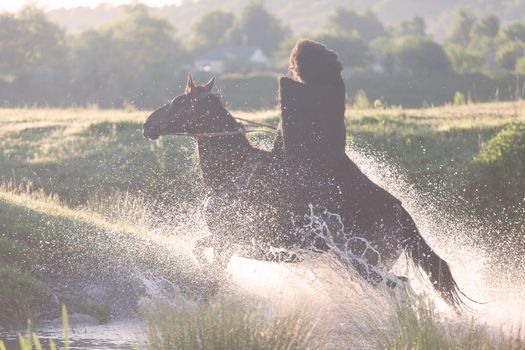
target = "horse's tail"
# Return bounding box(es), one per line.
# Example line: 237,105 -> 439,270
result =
406,234 -> 464,310
400,212 -> 465,310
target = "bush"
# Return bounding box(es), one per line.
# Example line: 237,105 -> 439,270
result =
453,91 -> 466,105
0,267 -> 49,328
468,122 -> 525,209
353,89 -> 371,109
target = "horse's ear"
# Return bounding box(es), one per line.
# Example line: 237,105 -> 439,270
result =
186,73 -> 195,93
203,76 -> 216,93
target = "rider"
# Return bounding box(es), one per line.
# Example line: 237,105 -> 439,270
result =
272,39 -> 401,229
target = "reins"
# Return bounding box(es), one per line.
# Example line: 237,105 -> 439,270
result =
172,128 -> 275,138
176,91 -> 277,138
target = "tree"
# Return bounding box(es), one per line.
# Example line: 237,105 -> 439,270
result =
501,23 -> 525,42
448,10 -> 476,45
0,6 -> 67,80
444,43 -> 485,74
228,1 -> 290,55
392,36 -> 451,75
190,10 -> 235,50
325,7 -> 386,41
314,31 -> 369,69
470,15 -> 500,39
399,16 -> 426,37
516,55 -> 525,75
70,4 -> 185,107
497,41 -> 525,71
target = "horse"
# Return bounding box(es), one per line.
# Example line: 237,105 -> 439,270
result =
142,75 -> 468,310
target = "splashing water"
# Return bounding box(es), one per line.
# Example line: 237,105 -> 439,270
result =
4,144 -> 524,349
346,145 -> 525,331
220,144 -> 525,346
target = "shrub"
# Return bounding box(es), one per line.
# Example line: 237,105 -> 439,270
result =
468,122 -> 525,209
353,89 -> 371,109
0,267 -> 49,328
453,91 -> 466,105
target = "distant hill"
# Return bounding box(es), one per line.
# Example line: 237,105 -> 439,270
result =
45,0 -> 525,41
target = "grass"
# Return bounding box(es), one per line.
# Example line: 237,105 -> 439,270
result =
1,102 -> 523,207
0,267 -> 49,329
0,102 -> 524,345
0,183 -> 208,328
381,295 -> 525,350
1,305 -> 69,350
144,299 -> 319,350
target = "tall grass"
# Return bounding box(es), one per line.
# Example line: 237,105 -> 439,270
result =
144,299 -> 320,350
380,295 -> 525,350
0,305 -> 68,350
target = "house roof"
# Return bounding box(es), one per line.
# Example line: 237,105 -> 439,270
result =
196,46 -> 264,61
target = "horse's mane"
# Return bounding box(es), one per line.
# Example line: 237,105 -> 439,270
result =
199,92 -> 247,134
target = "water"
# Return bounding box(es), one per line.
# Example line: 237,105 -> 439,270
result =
2,145 -> 524,349
0,320 -> 144,349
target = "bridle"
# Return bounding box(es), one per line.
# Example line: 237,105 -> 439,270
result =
171,91 -> 277,138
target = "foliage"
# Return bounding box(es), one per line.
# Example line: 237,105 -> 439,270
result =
516,56 -> 525,75
69,4 -> 184,108
189,10 -> 235,51
501,23 -> 525,42
228,1 -> 290,55
0,6 -> 67,80
468,122 -> 525,209
445,44 -> 485,74
314,31 -> 369,68
454,91 -> 466,105
497,41 -> 525,71
470,15 -> 500,39
353,90 -> 371,109
447,10 -> 476,45
144,299 -> 319,350
1,4 -> 525,108
325,6 -> 386,41
0,267 -> 49,328
398,16 -> 426,37
387,36 -> 451,75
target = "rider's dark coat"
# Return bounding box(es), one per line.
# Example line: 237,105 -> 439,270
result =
272,75 -> 401,232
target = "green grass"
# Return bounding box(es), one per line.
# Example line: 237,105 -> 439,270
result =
0,103 -> 524,343
0,267 -> 49,328
1,102 -> 523,208
0,185 -> 208,328
381,295 -> 525,350
144,298 -> 319,350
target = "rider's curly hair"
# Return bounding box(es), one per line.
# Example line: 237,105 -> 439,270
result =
289,39 -> 343,86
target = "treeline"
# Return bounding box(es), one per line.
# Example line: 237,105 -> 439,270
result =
1,3 -> 525,109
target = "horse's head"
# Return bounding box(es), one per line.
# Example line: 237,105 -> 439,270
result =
143,74 -> 216,140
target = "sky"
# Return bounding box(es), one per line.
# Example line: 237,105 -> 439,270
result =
0,0 -> 183,12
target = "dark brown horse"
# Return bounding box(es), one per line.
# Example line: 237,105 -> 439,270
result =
143,75 -> 468,310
